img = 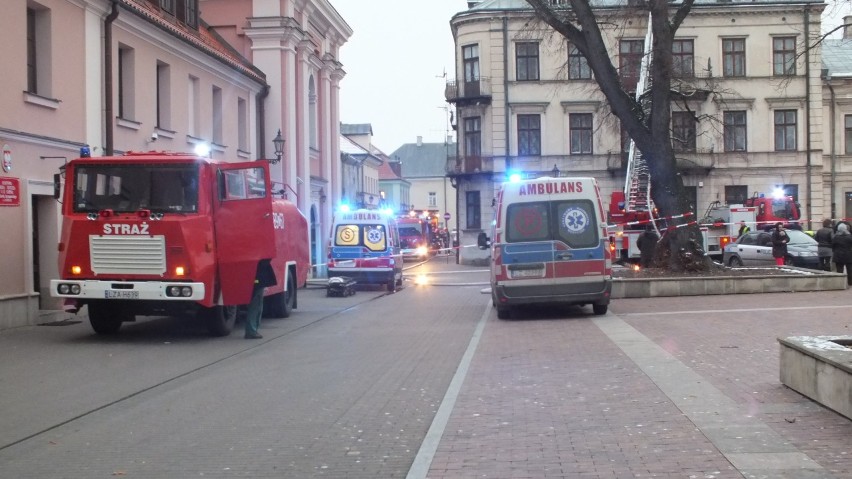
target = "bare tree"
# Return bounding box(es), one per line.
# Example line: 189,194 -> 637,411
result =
526,0 -> 709,270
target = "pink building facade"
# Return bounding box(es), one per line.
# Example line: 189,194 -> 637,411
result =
0,0 -> 350,329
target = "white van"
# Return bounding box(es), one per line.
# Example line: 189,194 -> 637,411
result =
327,208 -> 404,292
486,177 -> 612,318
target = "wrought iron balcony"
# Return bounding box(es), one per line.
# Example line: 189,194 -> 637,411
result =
445,78 -> 492,106
446,155 -> 492,175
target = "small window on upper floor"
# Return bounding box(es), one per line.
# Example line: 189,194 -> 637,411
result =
27,3 -> 52,98
160,0 -> 198,29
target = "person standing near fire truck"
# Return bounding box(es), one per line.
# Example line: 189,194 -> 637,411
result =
245,261 -> 277,339
814,219 -> 834,271
771,222 -> 790,267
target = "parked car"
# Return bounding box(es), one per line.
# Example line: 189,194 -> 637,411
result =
722,230 -> 819,269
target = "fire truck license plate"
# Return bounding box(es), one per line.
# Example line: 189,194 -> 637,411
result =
105,290 -> 139,299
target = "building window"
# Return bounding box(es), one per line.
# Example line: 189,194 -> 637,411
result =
26,5 -> 52,97
160,0 -> 175,14
672,39 -> 694,78
722,38 -> 745,77
671,111 -> 696,152
463,44 -> 479,82
684,186 -> 697,213
466,191 -> 481,229
182,0 -> 198,28
237,98 -> 248,151
212,86 -> 222,144
188,75 -> 199,137
156,61 -> 171,130
724,111 -> 747,152
568,43 -> 591,80
464,117 -> 481,157
516,42 -> 539,81
845,115 -> 852,154
774,110 -> 797,151
569,113 -> 593,154
517,114 -> 541,156
428,192 -> 437,208
782,184 -> 798,202
773,37 -> 796,76
725,185 -> 748,204
619,39 -> 644,91
118,45 -> 135,120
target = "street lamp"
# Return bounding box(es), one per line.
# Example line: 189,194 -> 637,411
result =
551,164 -> 560,177
270,129 -> 284,164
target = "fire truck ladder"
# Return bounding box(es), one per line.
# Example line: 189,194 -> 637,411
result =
624,14 -> 655,224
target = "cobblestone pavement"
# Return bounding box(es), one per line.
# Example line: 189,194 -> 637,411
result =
418,281 -> 851,479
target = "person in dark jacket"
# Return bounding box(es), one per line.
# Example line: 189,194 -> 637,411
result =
770,222 -> 789,267
832,223 -> 852,285
245,260 -> 277,339
814,218 -> 834,271
636,224 -> 659,268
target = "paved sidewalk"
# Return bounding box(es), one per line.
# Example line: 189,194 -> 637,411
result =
418,292 -> 852,479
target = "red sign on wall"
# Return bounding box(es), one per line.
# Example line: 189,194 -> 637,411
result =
0,177 -> 20,206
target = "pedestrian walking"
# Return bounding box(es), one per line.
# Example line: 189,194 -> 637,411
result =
832,223 -> 852,285
770,222 -> 789,267
814,218 -> 834,272
636,224 -> 659,268
245,261 -> 277,339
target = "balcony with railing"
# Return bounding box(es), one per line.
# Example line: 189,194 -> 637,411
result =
446,155 -> 494,175
445,78 -> 492,106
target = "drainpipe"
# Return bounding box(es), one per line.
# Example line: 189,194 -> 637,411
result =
503,17 -> 510,170
104,0 -> 119,155
804,6 -> 812,230
256,84 -> 270,159
828,80 -> 836,219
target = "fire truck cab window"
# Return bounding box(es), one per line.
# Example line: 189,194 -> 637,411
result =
221,168 -> 266,201
73,164 -> 199,213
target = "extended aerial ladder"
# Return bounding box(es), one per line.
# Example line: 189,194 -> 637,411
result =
623,14 -> 655,227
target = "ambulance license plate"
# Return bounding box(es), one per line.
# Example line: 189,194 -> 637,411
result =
510,268 -> 544,279
105,290 -> 139,299
336,260 -> 355,268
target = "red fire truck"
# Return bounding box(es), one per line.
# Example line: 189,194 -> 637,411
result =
51,151 -> 309,336
397,215 -> 434,261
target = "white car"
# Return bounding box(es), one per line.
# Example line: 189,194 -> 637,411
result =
722,230 -> 819,269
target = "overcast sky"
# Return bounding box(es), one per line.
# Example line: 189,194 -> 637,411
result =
331,0 -> 463,154
330,0 -> 852,154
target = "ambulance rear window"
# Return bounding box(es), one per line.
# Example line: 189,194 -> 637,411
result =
505,199 -> 598,248
334,224 -> 388,252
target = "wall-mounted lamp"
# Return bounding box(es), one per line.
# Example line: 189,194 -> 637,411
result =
270,129 -> 284,164
551,164 -> 560,177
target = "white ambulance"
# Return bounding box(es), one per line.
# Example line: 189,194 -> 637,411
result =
486,176 -> 612,319
327,208 -> 404,292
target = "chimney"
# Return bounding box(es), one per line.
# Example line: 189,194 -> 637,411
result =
845,16 -> 852,39
390,158 -> 402,177
416,136 -> 423,146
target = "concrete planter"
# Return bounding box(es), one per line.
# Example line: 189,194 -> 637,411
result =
611,268 -> 847,298
779,336 -> 852,420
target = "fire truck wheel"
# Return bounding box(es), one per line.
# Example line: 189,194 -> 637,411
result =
88,302 -> 124,334
202,305 -> 237,337
265,273 -> 296,318
593,303 -> 608,315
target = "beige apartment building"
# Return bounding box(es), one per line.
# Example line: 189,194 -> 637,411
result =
447,0 -> 841,264
0,0 -> 350,329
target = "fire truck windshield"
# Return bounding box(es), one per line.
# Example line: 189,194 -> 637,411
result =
72,163 -> 199,213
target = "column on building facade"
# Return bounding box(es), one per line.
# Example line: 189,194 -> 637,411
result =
296,40 -> 313,212
283,36 -> 299,203
330,67 -> 344,206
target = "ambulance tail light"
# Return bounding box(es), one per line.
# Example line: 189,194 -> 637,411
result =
608,236 -> 616,253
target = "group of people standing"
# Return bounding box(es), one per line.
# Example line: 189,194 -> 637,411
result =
813,219 -> 852,285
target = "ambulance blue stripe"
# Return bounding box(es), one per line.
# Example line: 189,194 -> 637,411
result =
330,246 -> 388,259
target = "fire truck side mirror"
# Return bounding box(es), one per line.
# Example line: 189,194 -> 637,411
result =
53,173 -> 61,200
